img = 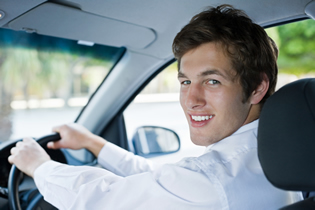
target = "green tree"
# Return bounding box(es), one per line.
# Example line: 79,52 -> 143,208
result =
2,47 -> 41,101
267,19 -> 315,75
0,47 -> 12,142
0,47 -> 42,141
38,51 -> 70,98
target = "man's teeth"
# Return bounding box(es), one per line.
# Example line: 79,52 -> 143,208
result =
192,115 -> 213,121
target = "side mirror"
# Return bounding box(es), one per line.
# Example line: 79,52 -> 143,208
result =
132,126 -> 180,157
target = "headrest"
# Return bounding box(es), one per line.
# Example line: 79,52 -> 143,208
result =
258,78 -> 315,191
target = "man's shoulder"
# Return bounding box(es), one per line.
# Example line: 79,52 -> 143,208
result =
172,120 -> 259,180
203,122 -> 258,165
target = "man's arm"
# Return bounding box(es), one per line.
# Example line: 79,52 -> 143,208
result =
8,124 -> 158,177
97,142 -> 158,176
33,160 -> 214,209
50,123 -> 158,175
8,138 -> 215,209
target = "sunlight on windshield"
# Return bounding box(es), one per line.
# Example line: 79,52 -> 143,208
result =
0,28 -> 124,142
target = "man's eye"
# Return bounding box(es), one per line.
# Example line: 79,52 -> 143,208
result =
181,80 -> 191,85
208,80 -> 220,85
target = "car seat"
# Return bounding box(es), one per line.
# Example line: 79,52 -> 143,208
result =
257,78 -> 315,209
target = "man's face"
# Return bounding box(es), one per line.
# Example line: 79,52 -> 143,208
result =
178,42 -> 252,146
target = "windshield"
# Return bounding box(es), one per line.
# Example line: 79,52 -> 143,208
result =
0,28 -> 125,142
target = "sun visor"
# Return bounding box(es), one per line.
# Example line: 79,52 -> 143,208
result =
305,0 -> 315,20
0,0 -> 46,27
8,2 -> 156,49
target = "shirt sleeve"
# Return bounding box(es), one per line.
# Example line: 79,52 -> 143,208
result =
97,142 -> 161,176
34,160 -> 217,210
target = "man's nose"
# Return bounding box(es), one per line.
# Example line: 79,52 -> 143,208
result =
185,84 -> 206,109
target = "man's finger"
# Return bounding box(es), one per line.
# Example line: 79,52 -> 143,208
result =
10,147 -> 17,155
47,141 -> 56,149
8,155 -> 14,164
15,141 -> 23,148
47,141 -> 63,149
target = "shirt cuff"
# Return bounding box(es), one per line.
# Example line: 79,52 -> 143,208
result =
97,142 -> 129,169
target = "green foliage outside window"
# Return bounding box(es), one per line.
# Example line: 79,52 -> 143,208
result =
266,19 -> 315,75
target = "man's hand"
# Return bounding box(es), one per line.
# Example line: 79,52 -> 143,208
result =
8,138 -> 51,178
49,123 -> 106,157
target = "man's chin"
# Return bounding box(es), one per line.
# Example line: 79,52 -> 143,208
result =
190,135 -> 210,147
190,132 -> 221,146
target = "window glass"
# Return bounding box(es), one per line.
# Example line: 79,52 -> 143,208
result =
266,19 -> 315,88
124,19 -> 315,164
0,28 -> 125,142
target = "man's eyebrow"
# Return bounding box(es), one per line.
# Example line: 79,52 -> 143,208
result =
200,69 -> 229,79
177,71 -> 187,79
177,69 -> 233,80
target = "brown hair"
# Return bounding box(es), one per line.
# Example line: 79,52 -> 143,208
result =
172,4 -> 278,104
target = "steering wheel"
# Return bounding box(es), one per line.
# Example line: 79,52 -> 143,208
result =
8,134 -> 65,210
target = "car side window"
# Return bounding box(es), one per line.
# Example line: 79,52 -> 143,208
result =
266,19 -> 315,88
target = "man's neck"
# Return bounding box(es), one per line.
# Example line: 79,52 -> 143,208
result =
243,104 -> 261,125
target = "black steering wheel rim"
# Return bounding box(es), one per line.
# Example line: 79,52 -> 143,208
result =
8,133 -> 61,210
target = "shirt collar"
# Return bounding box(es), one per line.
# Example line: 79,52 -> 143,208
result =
205,119 -> 259,152
233,119 -> 259,136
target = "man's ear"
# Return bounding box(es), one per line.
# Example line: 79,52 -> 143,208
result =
250,74 -> 269,105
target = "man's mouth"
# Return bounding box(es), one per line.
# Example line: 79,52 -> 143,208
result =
191,115 -> 214,121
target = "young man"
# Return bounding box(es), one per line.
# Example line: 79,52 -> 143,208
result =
9,5 -> 302,209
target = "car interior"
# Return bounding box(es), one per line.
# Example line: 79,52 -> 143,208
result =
0,0 -> 315,209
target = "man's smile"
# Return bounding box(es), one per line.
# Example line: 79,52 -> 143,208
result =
189,114 -> 215,128
191,115 -> 214,121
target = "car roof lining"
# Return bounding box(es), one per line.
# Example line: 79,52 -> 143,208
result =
305,0 -> 315,19
2,0 -> 314,59
65,0 -> 313,28
0,0 -> 46,28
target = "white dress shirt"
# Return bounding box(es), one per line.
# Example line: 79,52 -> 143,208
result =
34,120 -> 302,209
